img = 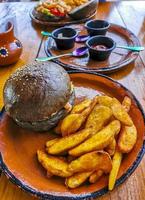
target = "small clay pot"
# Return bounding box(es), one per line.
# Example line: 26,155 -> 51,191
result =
85,19 -> 110,36
86,36 -> 116,61
52,27 -> 78,50
0,22 -> 22,66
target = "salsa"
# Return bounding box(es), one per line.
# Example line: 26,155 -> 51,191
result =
91,44 -> 108,51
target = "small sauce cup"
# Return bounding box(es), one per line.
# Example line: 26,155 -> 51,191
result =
85,19 -> 110,36
86,36 -> 116,61
52,27 -> 78,50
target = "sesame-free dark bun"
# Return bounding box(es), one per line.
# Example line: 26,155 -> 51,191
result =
3,61 -> 75,131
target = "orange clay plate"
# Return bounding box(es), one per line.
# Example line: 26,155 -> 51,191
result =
45,24 -> 140,74
0,72 -> 144,199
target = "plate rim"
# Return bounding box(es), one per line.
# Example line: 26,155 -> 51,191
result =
44,23 -> 140,74
29,8 -> 96,27
0,71 -> 145,200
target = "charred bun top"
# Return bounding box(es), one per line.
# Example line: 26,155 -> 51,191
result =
3,62 -> 71,123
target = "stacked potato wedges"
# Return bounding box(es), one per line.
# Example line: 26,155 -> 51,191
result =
37,95 -> 137,190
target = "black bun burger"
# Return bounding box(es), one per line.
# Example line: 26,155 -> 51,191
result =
3,62 -> 75,131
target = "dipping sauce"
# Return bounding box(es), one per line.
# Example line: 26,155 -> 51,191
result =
91,44 -> 108,51
58,33 -> 70,39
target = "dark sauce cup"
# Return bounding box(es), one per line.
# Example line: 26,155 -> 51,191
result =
52,27 -> 78,50
85,19 -> 110,36
86,36 -> 116,61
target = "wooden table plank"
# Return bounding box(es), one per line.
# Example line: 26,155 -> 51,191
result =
111,2 -> 145,199
0,2 -> 42,110
116,1 -> 145,66
0,174 -> 36,200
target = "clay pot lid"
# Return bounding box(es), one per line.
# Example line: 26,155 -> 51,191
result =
0,71 -> 144,199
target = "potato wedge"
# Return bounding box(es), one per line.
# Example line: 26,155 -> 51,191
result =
111,98 -> 133,126
108,150 -> 122,190
71,99 -> 92,114
122,96 -> 131,112
85,105 -> 112,132
68,151 -> 112,174
47,129 -> 92,155
37,150 -> 72,177
61,97 -> 98,136
105,139 -> 116,156
66,171 -> 93,188
46,138 -> 60,148
54,120 -> 62,135
118,125 -> 137,153
61,113 -> 81,136
89,170 -> 103,183
69,120 -> 121,157
97,95 -> 113,107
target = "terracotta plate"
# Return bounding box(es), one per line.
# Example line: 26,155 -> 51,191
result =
0,72 -> 145,199
30,9 -> 96,27
45,24 -> 140,74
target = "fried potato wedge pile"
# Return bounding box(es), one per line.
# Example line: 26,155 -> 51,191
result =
85,104 -> 112,132
37,95 -> 137,190
68,151 -> 112,173
61,97 -> 98,136
37,150 -> 72,177
69,120 -> 121,157
111,98 -> 133,126
47,129 -> 92,155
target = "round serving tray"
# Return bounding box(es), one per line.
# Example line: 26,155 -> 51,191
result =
45,24 -> 140,74
30,9 -> 96,27
0,71 -> 145,199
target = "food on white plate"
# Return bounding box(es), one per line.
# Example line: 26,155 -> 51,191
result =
3,62 -> 75,131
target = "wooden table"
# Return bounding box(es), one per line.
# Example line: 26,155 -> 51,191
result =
0,1 -> 145,200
